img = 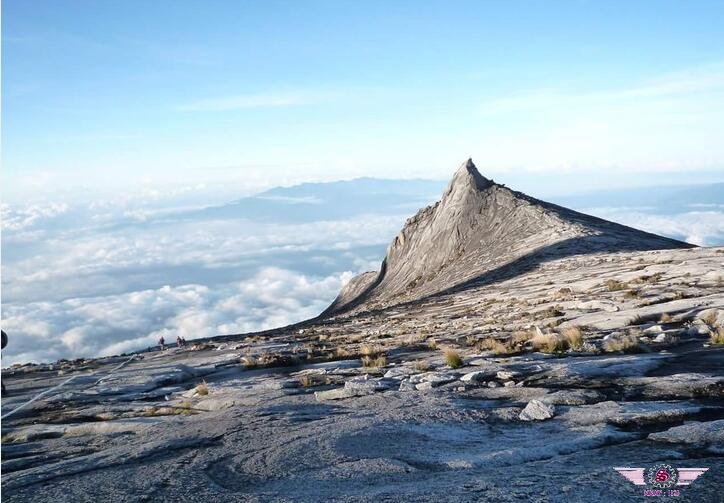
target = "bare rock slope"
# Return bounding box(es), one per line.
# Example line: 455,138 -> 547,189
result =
2,161 -> 722,502
326,159 -> 692,314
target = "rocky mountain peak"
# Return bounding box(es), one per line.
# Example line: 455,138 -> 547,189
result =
446,158 -> 494,194
323,159 -> 694,316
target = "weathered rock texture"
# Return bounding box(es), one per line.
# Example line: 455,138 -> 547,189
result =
325,159 -> 692,314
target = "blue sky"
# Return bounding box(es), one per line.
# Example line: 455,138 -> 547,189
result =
3,0 -> 724,200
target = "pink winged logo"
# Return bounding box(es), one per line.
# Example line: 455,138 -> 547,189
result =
614,467 -> 708,486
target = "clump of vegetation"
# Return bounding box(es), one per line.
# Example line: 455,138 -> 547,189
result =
240,355 -> 258,369
361,355 -> 387,369
511,329 -> 534,345
624,289 -> 640,299
360,344 -> 381,356
195,380 -> 209,396
531,333 -> 567,353
603,333 -> 640,353
335,347 -> 350,358
478,337 -> 513,355
711,327 -> 724,345
465,335 -> 477,347
604,279 -> 628,291
560,326 -> 583,350
298,373 -> 330,387
659,313 -> 673,323
632,273 -> 664,285
427,338 -> 438,350
701,311 -> 718,327
540,306 -> 565,318
413,359 -> 430,372
443,348 -> 463,369
554,287 -> 573,299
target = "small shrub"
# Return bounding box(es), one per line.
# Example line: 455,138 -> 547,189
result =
701,311 -> 718,327
532,333 -> 567,353
603,334 -> 640,353
711,327 -> 724,345
298,373 -> 330,387
511,329 -> 534,345
624,289 -> 639,299
465,335 -> 477,347
240,356 -> 257,369
605,279 -> 628,291
335,347 -> 350,358
195,381 -> 209,396
360,344 -> 380,356
659,313 -> 672,323
478,337 -> 512,355
443,349 -> 463,369
560,326 -> 583,350
412,359 -> 429,372
555,287 -> 573,299
427,338 -> 438,350
540,305 -> 564,318
361,355 -> 387,369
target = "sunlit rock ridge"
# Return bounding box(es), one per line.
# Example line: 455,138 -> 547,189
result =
325,159 -> 693,315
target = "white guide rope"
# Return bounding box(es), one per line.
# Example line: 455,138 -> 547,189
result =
1,354 -> 137,421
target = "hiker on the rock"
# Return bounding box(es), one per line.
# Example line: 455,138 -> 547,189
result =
1,330 -> 7,396
176,336 -> 184,348
158,336 -> 165,351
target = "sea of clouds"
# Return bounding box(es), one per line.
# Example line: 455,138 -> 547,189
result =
2,179 -> 722,366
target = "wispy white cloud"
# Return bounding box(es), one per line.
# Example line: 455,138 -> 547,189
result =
179,92 -> 314,111
480,62 -> 724,114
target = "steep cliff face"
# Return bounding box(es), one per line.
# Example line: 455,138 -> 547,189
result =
325,159 -> 694,315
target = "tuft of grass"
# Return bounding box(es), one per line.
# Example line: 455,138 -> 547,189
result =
560,326 -> 583,350
711,327 -> 724,345
298,373 -> 330,387
554,287 -> 573,299
604,279 -> 628,291
541,306 -> 565,318
603,333 -> 640,353
624,289 -> 640,299
465,335 -> 477,347
361,355 -> 387,369
359,344 -> 380,356
701,311 -> 718,327
478,337 -> 513,355
427,338 -> 438,350
531,333 -> 567,353
412,359 -> 430,372
443,348 -> 463,369
195,380 -> 209,396
240,356 -> 257,369
659,313 -> 673,323
511,329 -> 534,345
335,347 -> 350,358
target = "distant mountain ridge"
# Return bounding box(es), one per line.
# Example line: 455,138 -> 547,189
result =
324,159 -> 695,315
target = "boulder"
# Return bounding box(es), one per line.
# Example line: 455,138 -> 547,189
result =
460,371 -> 488,382
519,399 -> 555,421
496,370 -> 519,381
